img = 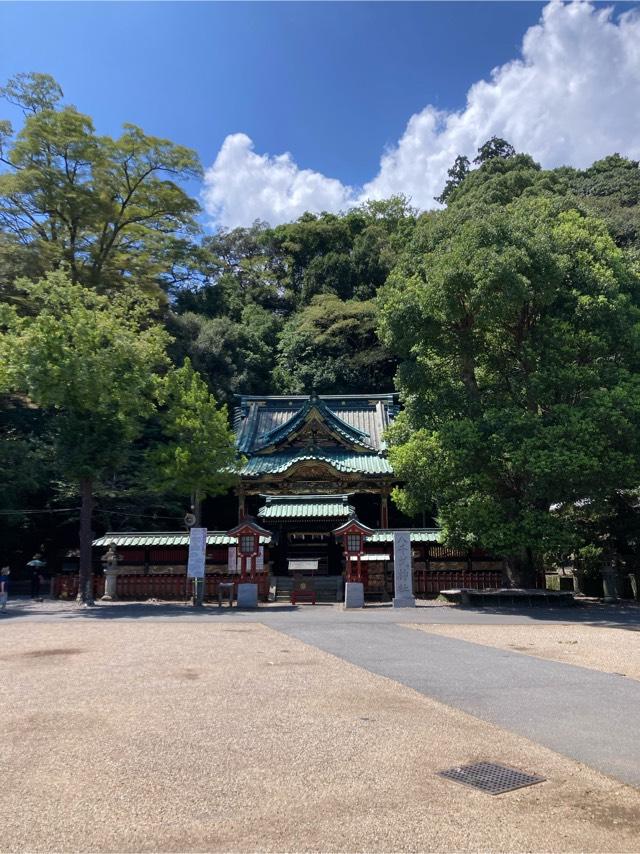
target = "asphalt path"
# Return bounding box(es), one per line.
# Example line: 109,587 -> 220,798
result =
270,619 -> 640,788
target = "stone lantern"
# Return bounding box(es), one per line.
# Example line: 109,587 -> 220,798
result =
101,542 -> 119,601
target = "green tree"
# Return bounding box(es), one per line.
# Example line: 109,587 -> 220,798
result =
565,154 -> 640,261
379,196 -> 640,586
0,72 -> 201,297
268,198 -> 415,309
274,294 -> 397,394
168,305 -> 282,406
435,155 -> 470,205
474,136 -> 516,165
146,359 -> 239,525
3,270 -> 170,603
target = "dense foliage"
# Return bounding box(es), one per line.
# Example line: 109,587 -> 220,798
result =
3,73 -> 640,585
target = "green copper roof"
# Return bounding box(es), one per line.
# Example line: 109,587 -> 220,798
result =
251,395 -> 374,452
93,531 -> 271,548
365,529 -> 441,543
242,448 -> 394,477
235,393 -> 399,455
258,495 -> 355,520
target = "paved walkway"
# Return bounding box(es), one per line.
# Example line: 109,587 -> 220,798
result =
271,619 -> 640,788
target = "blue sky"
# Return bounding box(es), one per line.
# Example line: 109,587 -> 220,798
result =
1,2 -> 639,228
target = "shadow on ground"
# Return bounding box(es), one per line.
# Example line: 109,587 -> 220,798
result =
0,599 -> 305,620
2,595 -> 640,629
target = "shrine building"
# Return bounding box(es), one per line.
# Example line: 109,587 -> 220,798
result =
75,390 -> 505,603
234,391 -> 411,576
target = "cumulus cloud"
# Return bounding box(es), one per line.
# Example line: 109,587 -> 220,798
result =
202,133 -> 353,228
203,2 -> 640,227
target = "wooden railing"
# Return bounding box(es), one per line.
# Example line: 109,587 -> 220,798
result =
52,573 -> 270,602
412,569 -> 503,596
53,569 -> 501,602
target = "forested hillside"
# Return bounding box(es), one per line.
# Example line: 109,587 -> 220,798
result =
2,73 -> 640,587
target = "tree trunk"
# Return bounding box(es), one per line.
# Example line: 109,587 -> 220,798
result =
192,491 -> 202,527
504,549 -> 537,589
77,477 -> 94,605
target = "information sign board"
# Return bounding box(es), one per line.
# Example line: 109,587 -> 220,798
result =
187,527 -> 207,578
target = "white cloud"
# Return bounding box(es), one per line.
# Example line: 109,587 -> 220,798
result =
202,133 -> 352,229
203,2 -> 640,228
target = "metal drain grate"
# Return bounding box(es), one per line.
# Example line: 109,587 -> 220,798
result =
438,762 -> 545,795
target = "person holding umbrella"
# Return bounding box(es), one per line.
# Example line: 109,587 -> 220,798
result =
27,554 -> 46,600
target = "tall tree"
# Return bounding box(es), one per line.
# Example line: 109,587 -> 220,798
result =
473,136 -> 516,165
379,196 -> 640,586
565,154 -> 640,261
2,270 -> 170,603
435,155 -> 470,205
0,72 -> 201,297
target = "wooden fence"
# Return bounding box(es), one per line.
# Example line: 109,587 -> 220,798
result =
52,574 -> 270,601
53,567 -> 503,602
412,569 -> 503,596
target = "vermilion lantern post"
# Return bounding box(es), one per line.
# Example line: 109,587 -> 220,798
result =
332,518 -> 375,583
227,519 -> 270,581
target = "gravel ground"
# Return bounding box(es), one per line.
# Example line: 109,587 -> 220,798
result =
3,620 -> 640,853
412,623 -> 640,680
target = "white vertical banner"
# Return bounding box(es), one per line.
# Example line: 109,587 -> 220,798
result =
187,528 -> 207,578
227,546 -> 237,574
256,545 -> 264,573
393,531 -> 415,607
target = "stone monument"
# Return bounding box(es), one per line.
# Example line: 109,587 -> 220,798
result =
344,581 -> 365,608
237,583 -> 258,609
393,531 -> 415,608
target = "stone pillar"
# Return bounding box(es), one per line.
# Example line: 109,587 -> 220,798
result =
392,531 -> 415,608
101,569 -> 118,601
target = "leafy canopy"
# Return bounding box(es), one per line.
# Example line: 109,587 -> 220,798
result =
274,294 -> 396,394
379,195 -> 640,579
3,269 -> 170,481
146,358 -> 239,504
0,73 -> 202,298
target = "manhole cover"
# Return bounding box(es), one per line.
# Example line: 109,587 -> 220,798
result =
438,762 -> 545,795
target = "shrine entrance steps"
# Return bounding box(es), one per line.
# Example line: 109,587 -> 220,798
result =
272,576 -> 344,603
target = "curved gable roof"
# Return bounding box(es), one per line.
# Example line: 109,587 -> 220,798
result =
236,393 -> 398,456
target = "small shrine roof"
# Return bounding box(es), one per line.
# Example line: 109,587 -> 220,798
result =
92,531 -> 271,548
365,529 -> 441,543
258,494 -> 355,520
